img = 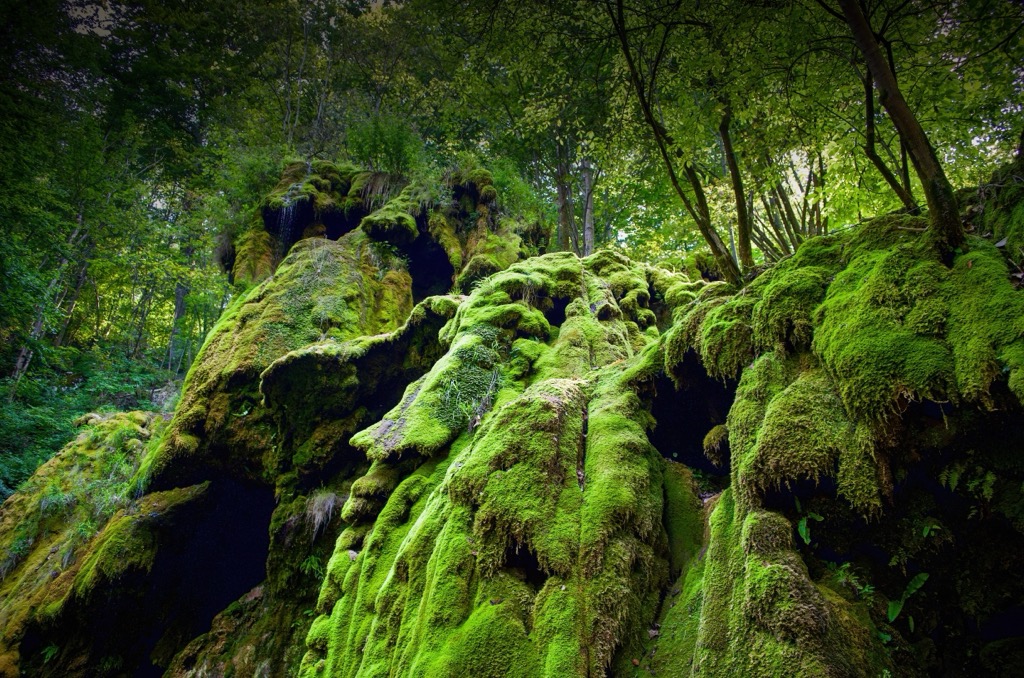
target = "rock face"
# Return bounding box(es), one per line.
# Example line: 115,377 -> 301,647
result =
2,159 -> 1024,677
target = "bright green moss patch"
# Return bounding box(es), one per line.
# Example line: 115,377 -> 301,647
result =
639,490 -> 891,677
670,213 -> 1024,420
0,412 -> 163,669
264,159 -> 360,213
665,211 -> 1024,518
360,197 -> 419,245
750,265 -> 831,353
455,231 -> 522,292
662,461 -> 704,577
977,156 -> 1024,260
260,293 -> 460,479
7,169 -> 1022,677
232,227 -> 275,287
730,359 -> 883,514
298,250 -> 707,677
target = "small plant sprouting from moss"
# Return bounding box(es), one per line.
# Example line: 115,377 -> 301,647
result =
367,240 -> 409,279
299,554 -> 326,581
827,561 -> 876,600
41,644 -> 59,664
0,533 -> 33,580
38,478 -> 75,517
887,572 -> 929,623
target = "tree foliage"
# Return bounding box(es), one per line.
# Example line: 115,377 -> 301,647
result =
1,0 -> 1020,486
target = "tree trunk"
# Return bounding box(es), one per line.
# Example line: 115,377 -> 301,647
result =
54,259 -> 90,348
838,0 -> 962,257
719,108 -> 754,269
862,70 -> 917,210
555,144 -> 580,255
580,158 -> 596,256
606,0 -> 741,285
773,180 -> 803,246
129,287 -> 155,360
166,282 -> 189,372
10,224 -> 86,383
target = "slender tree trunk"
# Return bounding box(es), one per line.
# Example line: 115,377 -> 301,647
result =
862,70 -> 917,210
129,288 -> 155,360
166,282 -> 189,372
816,152 -> 828,235
773,179 -> 804,245
719,108 -> 754,268
580,158 -> 596,256
606,0 -> 741,285
759,192 -> 793,255
555,144 -> 580,255
10,223 -> 86,382
838,0 -> 962,256
54,259 -> 90,348
282,30 -> 294,144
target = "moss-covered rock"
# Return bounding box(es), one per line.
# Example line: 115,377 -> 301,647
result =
0,415 -> 147,661
138,232 -> 415,493
296,250 -> 709,677
5,162 -> 1024,677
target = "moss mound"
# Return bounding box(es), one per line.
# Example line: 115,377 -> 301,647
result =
298,250 -> 707,677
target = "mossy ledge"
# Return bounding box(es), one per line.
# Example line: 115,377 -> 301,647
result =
1,164 -> 1023,676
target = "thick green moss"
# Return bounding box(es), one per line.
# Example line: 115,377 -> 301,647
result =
360,200 -> 419,245
638,490 -> 891,677
455,231 -> 522,292
137,232 -> 415,491
9,165 -> 1023,677
729,355 -> 884,514
232,226 -> 275,287
264,159 -> 360,213
299,251 -> 705,677
259,294 -> 460,480
976,156 -> 1024,261
0,412 -> 163,673
665,212 -> 1024,518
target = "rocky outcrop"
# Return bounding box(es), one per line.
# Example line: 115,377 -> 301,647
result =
2,160 -> 1023,677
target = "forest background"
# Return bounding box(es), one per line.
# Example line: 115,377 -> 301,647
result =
1,0 -> 1020,496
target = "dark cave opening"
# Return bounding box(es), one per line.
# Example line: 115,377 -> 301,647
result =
323,207 -> 365,240
647,350 -> 736,478
23,477 -> 275,677
138,477 -> 273,674
543,296 -> 570,328
262,203 -> 366,257
504,542 -> 547,591
134,477 -> 274,675
406,231 -> 456,303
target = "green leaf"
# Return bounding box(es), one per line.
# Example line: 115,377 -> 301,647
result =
904,572 -> 929,598
908,615 -> 915,633
798,516 -> 811,544
887,599 -> 904,622
807,511 -> 824,522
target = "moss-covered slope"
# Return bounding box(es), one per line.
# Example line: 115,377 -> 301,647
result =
298,249 -> 713,677
0,161 -> 554,677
